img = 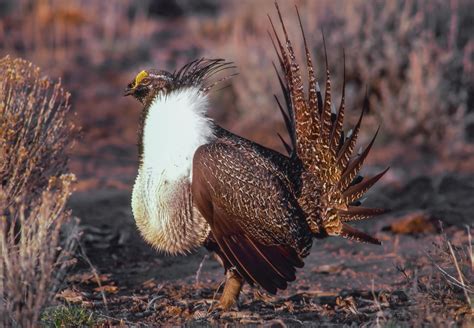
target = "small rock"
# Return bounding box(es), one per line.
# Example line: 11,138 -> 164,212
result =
312,263 -> 345,275
385,211 -> 438,234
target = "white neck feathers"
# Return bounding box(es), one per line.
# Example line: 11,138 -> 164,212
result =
141,87 -> 214,181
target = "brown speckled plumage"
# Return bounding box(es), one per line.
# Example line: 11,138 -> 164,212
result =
193,128 -> 311,294
126,3 -> 389,310
191,4 -> 389,300
195,126 -> 312,254
266,3 -> 389,240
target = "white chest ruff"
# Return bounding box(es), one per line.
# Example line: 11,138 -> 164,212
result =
131,87 -> 213,254
132,170 -> 209,254
141,88 -> 213,180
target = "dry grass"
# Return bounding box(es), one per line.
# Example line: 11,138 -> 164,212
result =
0,56 -> 78,327
397,227 -> 474,324
424,228 -> 473,312
0,178 -> 77,327
0,0 -> 155,76
1,1 -> 471,154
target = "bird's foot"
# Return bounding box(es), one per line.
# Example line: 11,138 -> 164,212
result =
218,268 -> 243,311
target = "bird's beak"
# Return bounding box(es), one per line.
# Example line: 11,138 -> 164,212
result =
123,87 -> 134,97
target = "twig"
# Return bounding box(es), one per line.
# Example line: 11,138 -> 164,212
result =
467,225 -> 473,272
371,279 -> 387,327
425,251 -> 474,293
286,317 -> 303,325
447,239 -> 471,306
394,263 -> 411,284
77,242 -> 109,313
208,278 -> 226,314
96,313 -> 135,326
146,284 -> 164,311
195,254 -> 209,287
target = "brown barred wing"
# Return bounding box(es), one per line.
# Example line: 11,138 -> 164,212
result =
191,140 -> 311,294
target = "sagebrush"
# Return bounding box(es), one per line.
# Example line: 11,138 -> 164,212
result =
0,0 -> 471,153
192,0 -> 473,153
0,56 -> 77,327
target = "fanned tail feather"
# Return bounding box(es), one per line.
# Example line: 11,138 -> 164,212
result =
341,224 -> 381,245
270,3 -> 320,164
342,167 -> 390,204
321,34 -> 333,144
271,3 -> 388,244
338,206 -> 390,222
330,51 -> 346,156
338,127 -> 380,192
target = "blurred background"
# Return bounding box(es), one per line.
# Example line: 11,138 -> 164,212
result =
1,2 -> 473,324
0,0 -> 473,190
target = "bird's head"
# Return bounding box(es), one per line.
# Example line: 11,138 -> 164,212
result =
124,69 -> 174,105
124,59 -> 236,106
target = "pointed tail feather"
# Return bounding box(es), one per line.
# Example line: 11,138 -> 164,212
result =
321,33 -> 333,144
270,3 -> 322,165
329,51 -> 346,156
296,6 -> 320,122
339,127 -> 380,192
271,4 -> 387,245
338,206 -> 391,222
340,224 -> 381,245
343,168 -> 389,204
277,133 -> 292,156
336,103 -> 365,169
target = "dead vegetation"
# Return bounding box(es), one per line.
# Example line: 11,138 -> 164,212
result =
0,0 -> 155,76
0,56 -> 77,327
0,56 -> 74,202
392,227 -> 473,325
54,227 -> 471,326
0,0 -> 471,155
192,0 -> 473,155
417,228 -> 473,321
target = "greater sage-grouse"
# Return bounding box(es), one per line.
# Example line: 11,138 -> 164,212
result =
124,4 -> 388,310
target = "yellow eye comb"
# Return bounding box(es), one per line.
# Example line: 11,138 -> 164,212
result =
132,70 -> 148,88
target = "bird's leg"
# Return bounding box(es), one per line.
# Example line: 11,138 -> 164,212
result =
219,268 -> 243,310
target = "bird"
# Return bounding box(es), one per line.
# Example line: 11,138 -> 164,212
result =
124,3 -> 389,311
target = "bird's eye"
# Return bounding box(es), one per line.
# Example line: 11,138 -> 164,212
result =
140,77 -> 151,85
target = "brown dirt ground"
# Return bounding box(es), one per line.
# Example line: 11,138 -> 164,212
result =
62,65 -> 473,326
62,170 -> 473,326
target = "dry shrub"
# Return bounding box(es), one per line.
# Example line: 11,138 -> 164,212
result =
0,56 -> 74,203
0,0 -> 154,74
0,177 -> 77,327
189,0 -> 473,153
0,56 -> 78,327
2,0 -> 469,154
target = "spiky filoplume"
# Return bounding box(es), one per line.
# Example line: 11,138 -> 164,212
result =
268,3 -> 389,242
